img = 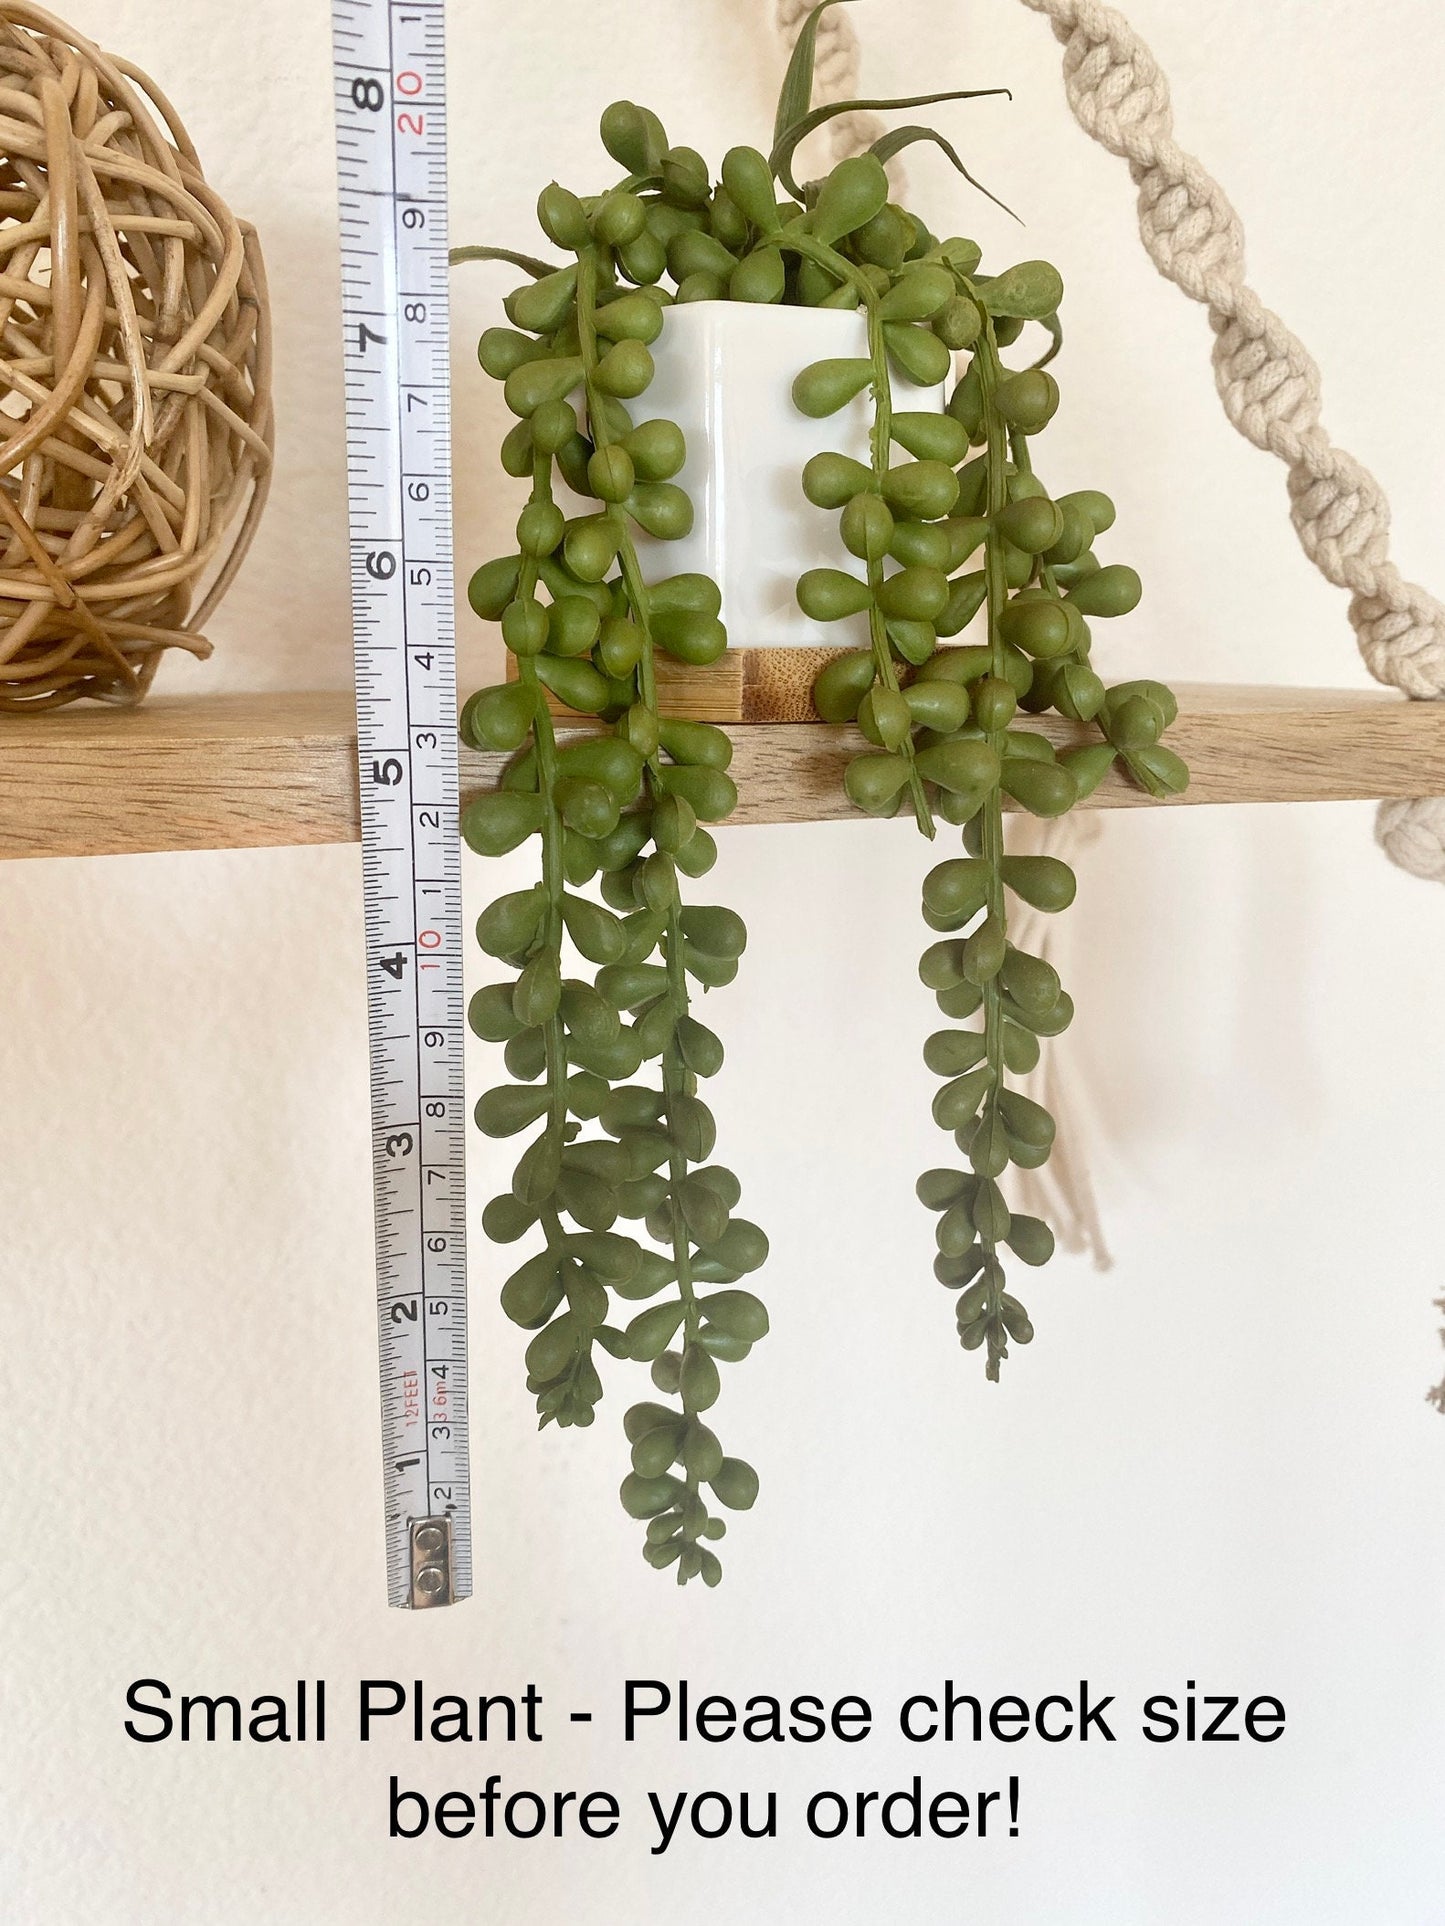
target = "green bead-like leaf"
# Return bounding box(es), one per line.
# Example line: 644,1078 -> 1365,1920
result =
698,1289 -> 769,1343
791,358 -> 873,420
980,259 -> 1064,320
999,855 -> 1077,913
708,1456 -> 759,1511
811,154 -> 890,246
475,1084 -> 552,1140
525,1311 -> 581,1384
625,1301 -> 688,1362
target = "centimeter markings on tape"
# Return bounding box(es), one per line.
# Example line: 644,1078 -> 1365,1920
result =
331,0 -> 470,1609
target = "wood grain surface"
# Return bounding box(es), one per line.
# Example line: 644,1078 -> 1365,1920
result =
0,692 -> 358,859
3,683 -> 1443,858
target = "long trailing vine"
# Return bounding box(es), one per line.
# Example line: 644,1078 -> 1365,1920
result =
460,0 -> 1186,1581
462,106 -> 771,1590
800,225 -> 1186,1377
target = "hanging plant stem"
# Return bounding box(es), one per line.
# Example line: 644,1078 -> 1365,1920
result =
462,132 -> 772,1583
573,249 -> 723,1573
969,307 -> 1016,1378
863,292 -> 935,837
797,186 -> 1186,1375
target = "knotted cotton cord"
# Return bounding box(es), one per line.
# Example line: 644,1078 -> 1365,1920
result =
1017,0 -> 1445,879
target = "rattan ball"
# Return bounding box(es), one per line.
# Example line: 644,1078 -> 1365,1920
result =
0,2 -> 273,709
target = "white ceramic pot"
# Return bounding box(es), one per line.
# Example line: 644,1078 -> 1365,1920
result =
635,302 -> 947,651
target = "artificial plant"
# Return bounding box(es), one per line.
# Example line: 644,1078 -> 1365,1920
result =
460,0 -> 1185,1583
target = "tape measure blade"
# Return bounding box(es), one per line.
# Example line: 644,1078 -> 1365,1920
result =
332,0 -> 471,1608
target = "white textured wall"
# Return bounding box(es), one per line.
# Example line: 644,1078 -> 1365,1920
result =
2,2 -> 1443,1920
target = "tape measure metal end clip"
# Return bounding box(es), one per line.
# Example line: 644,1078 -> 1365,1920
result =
409,1517 -> 454,1609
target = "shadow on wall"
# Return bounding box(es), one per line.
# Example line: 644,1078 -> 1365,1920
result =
1043,801 -> 1320,1207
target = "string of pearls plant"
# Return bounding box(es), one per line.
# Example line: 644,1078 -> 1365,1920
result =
459,1 -> 1185,1581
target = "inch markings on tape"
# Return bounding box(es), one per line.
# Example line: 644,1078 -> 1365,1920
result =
331,0 -> 470,1608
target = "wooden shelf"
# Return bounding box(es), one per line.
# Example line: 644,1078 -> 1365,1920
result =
2,683 -> 1443,859
0,692 -> 359,860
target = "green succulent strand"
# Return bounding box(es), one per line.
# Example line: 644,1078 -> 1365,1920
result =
573,248 -> 736,1577
794,205 -> 1187,1378
772,0 -> 1186,1374
462,128 -> 773,1585
974,297 -> 1036,1378
862,280 -> 934,837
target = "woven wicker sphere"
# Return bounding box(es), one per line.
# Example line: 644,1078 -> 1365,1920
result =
0,2 -> 273,708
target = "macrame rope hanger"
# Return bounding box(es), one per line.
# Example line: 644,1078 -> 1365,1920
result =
1016,0 -> 1445,885
1011,0 -> 1445,1399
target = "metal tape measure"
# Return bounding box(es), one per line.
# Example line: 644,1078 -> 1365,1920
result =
331,0 -> 470,1607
